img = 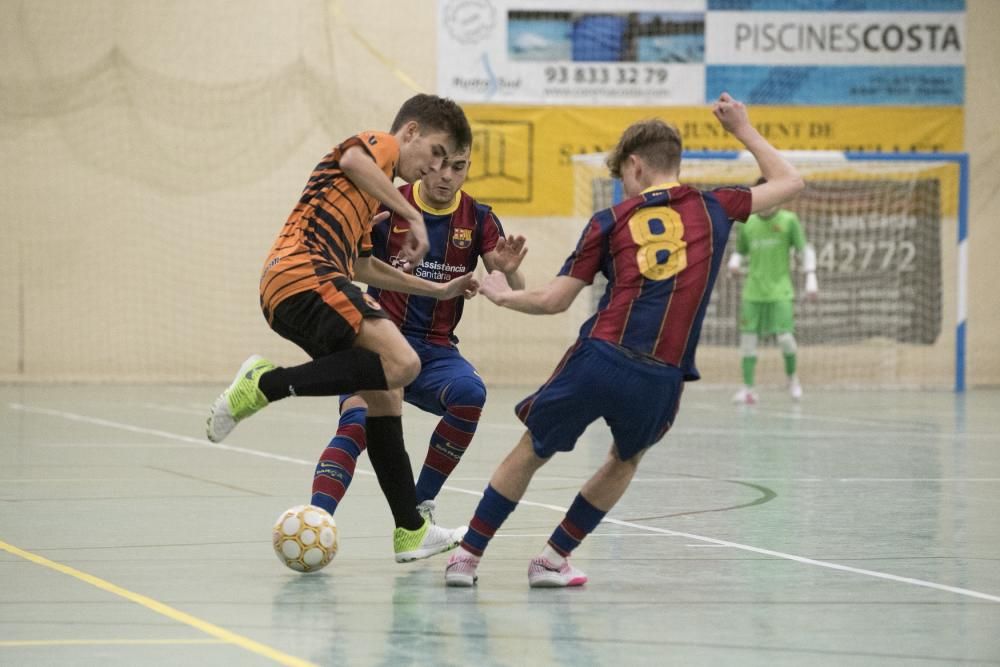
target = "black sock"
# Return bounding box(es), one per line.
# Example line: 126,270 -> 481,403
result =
258,348 -> 388,402
366,416 -> 423,530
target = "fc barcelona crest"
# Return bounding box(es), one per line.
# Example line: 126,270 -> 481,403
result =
451,228 -> 473,249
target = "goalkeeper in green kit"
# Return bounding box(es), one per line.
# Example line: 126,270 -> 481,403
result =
728,178 -> 817,404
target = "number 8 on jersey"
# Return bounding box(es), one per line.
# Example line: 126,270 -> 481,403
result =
628,207 -> 687,281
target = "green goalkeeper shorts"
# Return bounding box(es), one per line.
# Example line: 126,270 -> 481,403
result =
740,300 -> 795,336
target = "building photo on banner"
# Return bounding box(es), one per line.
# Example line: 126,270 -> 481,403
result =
1,0 -> 998,666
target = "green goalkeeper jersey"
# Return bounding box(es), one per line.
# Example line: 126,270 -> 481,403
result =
735,209 -> 806,302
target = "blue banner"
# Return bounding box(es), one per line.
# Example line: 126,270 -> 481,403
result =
707,65 -> 963,104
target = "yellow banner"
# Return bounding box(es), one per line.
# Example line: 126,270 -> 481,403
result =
464,105 -> 963,216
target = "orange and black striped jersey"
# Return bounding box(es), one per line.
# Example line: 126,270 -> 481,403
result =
259,131 -> 399,320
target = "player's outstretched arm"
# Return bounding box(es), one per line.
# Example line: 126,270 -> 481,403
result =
712,92 -> 804,214
479,272 -> 584,315
340,146 -> 430,269
355,256 -> 478,300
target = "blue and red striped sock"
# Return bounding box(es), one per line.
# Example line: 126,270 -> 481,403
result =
415,404 -> 481,503
310,406 -> 367,515
460,484 -> 517,557
547,493 -> 606,557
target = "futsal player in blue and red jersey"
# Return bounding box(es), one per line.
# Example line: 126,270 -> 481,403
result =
445,92 -> 805,588
309,145 -> 528,549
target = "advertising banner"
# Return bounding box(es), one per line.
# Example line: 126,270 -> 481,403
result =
442,0 -> 965,215
440,0 -> 708,106
439,0 -> 965,106
463,104 -> 963,216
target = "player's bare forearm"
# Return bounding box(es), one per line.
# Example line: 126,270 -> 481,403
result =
504,270 -> 526,291
355,257 -> 447,299
487,289 -> 554,314
481,272 -> 583,315
340,147 -> 421,224
340,147 -> 429,266
712,92 -> 803,213
741,131 -> 803,211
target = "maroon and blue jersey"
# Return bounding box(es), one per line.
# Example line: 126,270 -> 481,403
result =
368,182 -> 504,345
560,183 -> 751,380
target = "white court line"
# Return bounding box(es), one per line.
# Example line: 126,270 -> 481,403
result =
33,443 -> 205,449
7,403 -> 324,468
123,399 -> 999,440
8,402 -> 1000,604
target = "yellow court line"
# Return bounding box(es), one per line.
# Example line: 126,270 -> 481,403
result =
0,540 -> 317,667
1,639 -> 224,647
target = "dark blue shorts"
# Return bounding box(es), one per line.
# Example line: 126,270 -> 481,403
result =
403,337 -> 481,416
515,338 -> 684,461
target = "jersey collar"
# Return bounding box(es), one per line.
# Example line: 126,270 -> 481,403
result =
413,181 -> 461,216
641,182 -> 680,194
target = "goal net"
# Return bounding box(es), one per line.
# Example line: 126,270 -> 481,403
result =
573,151 -> 967,390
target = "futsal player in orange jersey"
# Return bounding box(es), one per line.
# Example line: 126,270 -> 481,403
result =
206,94 -> 476,560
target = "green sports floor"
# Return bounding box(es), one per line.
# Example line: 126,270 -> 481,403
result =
2,384 -> 998,666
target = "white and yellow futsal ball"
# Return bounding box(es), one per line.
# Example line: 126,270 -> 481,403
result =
272,504 -> 338,572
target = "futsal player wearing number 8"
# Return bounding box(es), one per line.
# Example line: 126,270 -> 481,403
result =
444,92 -> 804,587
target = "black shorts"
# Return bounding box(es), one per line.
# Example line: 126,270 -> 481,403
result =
267,278 -> 388,359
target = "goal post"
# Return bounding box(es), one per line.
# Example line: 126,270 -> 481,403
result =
573,150 -> 969,391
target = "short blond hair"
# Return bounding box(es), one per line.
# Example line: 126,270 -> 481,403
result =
606,119 -> 682,180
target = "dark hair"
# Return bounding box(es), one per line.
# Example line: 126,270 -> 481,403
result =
390,94 -> 472,151
754,176 -> 767,186
606,119 -> 682,179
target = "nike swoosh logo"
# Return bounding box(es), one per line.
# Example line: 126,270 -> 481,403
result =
392,226 -> 408,234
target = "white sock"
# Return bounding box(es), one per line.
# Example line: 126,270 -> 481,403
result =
540,544 -> 566,566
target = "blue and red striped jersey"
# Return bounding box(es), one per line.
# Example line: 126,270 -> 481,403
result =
560,183 -> 751,380
368,182 -> 504,345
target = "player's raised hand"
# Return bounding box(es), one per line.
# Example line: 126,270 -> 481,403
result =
479,269 -> 513,305
491,235 -> 529,274
442,272 -> 479,300
712,92 -> 751,136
